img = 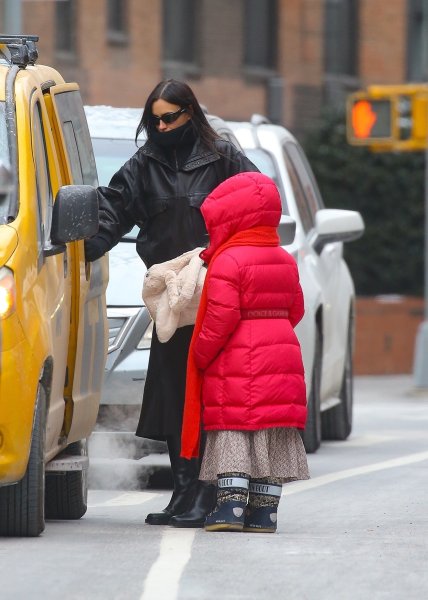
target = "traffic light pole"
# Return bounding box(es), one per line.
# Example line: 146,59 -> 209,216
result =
413,143 -> 428,387
347,84 -> 428,387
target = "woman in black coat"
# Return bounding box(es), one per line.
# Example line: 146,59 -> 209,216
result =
84,79 -> 257,527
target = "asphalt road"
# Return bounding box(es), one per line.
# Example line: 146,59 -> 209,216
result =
1,375 -> 427,600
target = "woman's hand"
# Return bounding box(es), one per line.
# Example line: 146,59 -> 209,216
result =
84,237 -> 110,262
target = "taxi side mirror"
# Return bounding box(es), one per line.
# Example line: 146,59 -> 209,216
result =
45,185 -> 99,256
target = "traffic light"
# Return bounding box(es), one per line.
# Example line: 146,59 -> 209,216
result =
347,85 -> 428,151
347,95 -> 394,145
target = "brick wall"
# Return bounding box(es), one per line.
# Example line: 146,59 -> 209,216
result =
23,0 -> 163,107
354,296 -> 424,375
15,0 -> 413,134
359,0 -> 407,83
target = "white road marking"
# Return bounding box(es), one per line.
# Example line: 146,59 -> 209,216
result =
140,528 -> 196,600
323,433 -> 399,447
91,449 -> 428,599
88,491 -> 159,508
284,449 -> 428,496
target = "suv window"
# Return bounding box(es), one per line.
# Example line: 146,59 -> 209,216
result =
282,145 -> 313,232
285,142 -> 324,214
54,91 -> 98,186
244,147 -> 289,215
283,142 -> 325,233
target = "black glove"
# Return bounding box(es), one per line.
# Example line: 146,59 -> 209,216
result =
84,236 -> 110,262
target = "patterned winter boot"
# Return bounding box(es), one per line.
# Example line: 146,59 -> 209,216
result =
243,478 -> 282,533
204,473 -> 249,532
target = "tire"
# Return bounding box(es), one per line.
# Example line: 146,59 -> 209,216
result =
45,440 -> 88,520
322,323 -> 353,440
302,330 -> 322,453
0,385 -> 46,537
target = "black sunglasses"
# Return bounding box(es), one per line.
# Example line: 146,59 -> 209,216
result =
151,107 -> 187,125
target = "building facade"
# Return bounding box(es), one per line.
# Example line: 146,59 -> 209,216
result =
3,0 -> 428,374
1,0 -> 427,139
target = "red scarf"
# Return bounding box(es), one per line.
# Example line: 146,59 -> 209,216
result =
181,226 -> 280,458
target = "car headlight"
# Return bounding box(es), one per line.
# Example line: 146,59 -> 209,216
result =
0,267 -> 16,319
137,320 -> 153,350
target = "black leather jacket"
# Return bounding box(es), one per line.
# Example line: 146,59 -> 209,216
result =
87,137 -> 258,267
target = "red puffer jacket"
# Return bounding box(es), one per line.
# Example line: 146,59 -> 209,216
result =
193,172 -> 307,431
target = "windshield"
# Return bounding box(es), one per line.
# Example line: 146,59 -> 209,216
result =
92,136 -> 140,240
244,147 -> 289,214
0,102 -> 10,167
0,101 -> 12,221
92,137 -> 138,186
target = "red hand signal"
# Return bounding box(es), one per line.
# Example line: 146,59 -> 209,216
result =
351,100 -> 378,138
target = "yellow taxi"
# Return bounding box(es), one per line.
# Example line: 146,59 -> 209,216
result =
0,35 -> 108,536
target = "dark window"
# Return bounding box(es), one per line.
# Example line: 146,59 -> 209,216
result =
107,0 -> 128,44
244,0 -> 277,71
55,0 -> 77,54
32,103 -> 53,262
283,142 -> 324,233
243,147 -> 288,214
407,0 -> 428,80
283,150 -> 313,233
163,0 -> 197,65
54,91 -> 98,187
324,0 -> 358,76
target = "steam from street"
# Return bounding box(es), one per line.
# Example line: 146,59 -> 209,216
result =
88,406 -> 171,491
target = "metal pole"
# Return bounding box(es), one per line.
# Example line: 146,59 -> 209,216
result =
413,120 -> 428,387
4,0 -> 22,34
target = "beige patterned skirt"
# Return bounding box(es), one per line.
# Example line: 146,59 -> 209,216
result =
199,428 -> 310,484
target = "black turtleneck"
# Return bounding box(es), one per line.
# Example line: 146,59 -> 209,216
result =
148,120 -> 197,169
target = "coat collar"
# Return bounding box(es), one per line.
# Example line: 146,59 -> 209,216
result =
141,138 -> 220,171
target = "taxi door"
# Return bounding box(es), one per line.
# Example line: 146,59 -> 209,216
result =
46,83 -> 108,441
28,90 -> 73,454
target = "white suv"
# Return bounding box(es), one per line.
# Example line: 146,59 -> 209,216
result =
86,106 -> 364,458
228,116 -> 364,452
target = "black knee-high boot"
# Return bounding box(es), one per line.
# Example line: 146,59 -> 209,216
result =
168,480 -> 217,528
169,431 -> 217,528
145,436 -> 199,525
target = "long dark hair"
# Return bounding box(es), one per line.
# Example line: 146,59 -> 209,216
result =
135,79 -> 221,149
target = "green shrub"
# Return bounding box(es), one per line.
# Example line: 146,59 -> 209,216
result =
302,110 -> 425,296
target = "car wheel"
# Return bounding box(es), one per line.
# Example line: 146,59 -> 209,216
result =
322,323 -> 353,440
45,440 -> 88,520
302,329 -> 322,453
0,384 -> 46,537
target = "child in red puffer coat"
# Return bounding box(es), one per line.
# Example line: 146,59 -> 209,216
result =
181,171 -> 309,533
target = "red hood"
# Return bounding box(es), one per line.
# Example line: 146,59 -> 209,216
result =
200,171 -> 281,262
